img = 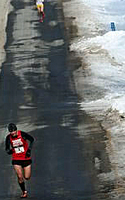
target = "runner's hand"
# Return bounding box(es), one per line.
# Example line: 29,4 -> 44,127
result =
7,149 -> 13,155
25,148 -> 31,157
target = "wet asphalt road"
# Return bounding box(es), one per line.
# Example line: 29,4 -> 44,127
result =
0,0 -> 111,199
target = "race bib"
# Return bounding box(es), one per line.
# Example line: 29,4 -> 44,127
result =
15,146 -> 24,154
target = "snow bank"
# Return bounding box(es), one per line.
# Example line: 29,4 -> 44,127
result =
71,31 -> 125,65
64,0 -> 125,195
67,0 -> 125,116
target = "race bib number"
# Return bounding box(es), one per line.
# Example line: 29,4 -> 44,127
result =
15,146 -> 24,154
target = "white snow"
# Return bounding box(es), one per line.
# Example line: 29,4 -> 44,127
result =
82,0 -> 125,31
63,0 -> 125,193
68,0 -> 125,116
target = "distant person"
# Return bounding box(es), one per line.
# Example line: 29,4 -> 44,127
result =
5,123 -> 34,198
36,0 -> 45,22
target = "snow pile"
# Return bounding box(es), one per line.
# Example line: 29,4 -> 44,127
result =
63,0 -> 125,195
82,0 -> 125,31
71,31 -> 125,65
69,0 -> 125,116
71,30 -> 125,115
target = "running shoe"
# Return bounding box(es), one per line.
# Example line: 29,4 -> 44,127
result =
20,191 -> 28,198
39,18 -> 43,22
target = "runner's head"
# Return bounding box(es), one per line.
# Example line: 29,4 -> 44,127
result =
8,123 -> 17,137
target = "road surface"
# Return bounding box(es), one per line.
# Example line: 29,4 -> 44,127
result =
0,0 -> 111,199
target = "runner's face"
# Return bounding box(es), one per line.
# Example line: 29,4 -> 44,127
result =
10,130 -> 17,137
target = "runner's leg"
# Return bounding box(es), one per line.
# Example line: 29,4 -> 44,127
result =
42,11 -> 45,20
23,164 -> 31,180
37,5 -> 40,14
13,165 -> 24,184
40,4 -> 43,13
41,4 -> 45,20
13,165 -> 27,197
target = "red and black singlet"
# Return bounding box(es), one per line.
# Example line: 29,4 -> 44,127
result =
5,130 -> 34,160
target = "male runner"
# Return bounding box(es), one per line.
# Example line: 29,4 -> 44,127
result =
36,0 -> 45,22
5,123 -> 34,198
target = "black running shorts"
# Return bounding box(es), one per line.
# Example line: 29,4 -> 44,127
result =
12,159 -> 32,168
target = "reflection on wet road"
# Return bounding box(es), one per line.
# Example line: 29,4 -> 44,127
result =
0,0 -> 111,199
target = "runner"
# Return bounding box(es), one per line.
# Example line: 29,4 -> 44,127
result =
36,0 -> 45,22
5,123 -> 34,198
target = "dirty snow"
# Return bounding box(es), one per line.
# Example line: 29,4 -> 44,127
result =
63,0 -> 125,198
67,0 -> 125,116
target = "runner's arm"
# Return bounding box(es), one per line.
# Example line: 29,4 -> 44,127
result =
21,131 -> 34,150
5,135 -> 13,154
